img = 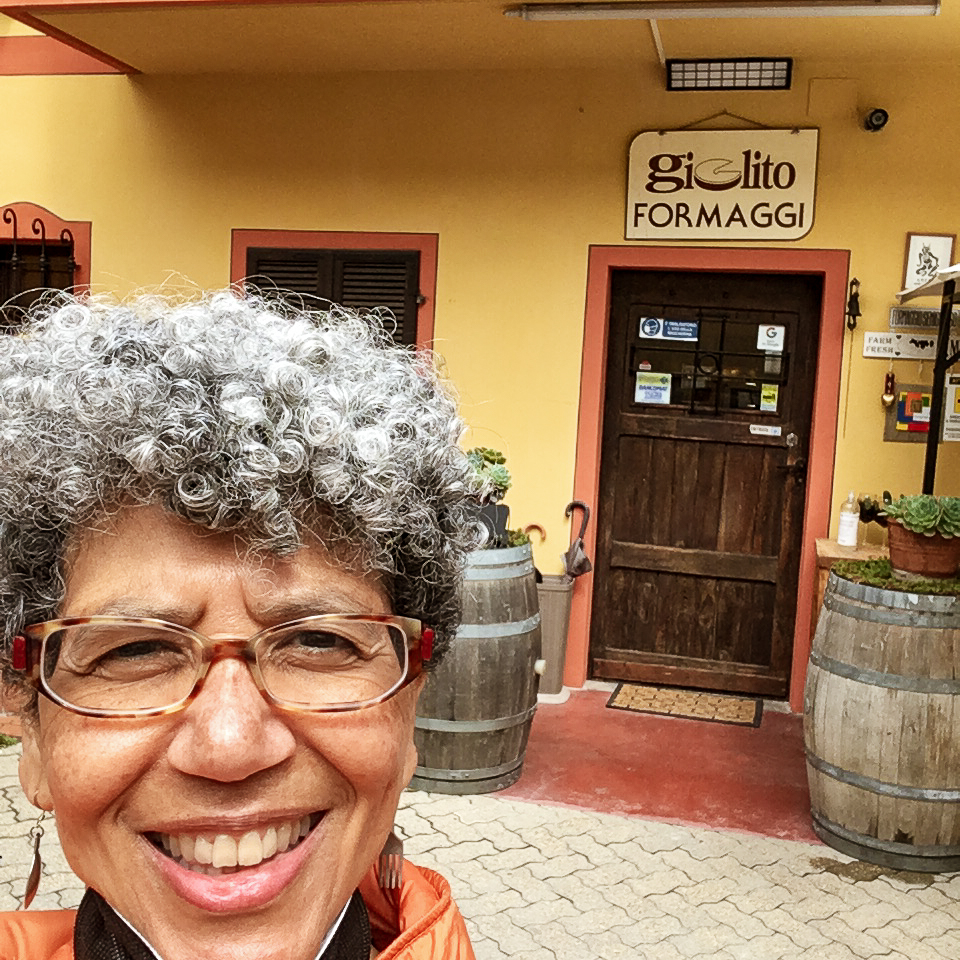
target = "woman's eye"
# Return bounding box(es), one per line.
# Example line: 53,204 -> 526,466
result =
99,639 -> 177,660
288,631 -> 352,651
58,633 -> 191,679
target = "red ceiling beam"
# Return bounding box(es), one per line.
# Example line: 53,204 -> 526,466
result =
1,7 -> 139,72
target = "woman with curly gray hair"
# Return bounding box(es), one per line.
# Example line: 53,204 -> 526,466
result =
0,290 -> 478,960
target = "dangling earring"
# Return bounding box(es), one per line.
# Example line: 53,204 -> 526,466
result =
20,810 -> 49,910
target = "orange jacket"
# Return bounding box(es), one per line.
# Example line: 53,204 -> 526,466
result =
0,862 -> 475,960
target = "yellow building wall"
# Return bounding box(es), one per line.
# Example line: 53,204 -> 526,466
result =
2,62 -> 958,570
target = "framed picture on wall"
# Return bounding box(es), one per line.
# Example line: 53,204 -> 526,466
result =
902,233 -> 955,291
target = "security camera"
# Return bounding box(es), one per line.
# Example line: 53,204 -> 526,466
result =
864,108 -> 889,132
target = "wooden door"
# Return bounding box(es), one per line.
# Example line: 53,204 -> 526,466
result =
591,269 -> 823,697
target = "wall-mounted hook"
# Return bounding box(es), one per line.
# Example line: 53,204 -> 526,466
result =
846,278 -> 861,331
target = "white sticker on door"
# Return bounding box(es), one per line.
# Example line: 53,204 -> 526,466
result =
757,325 -> 785,353
749,423 -> 782,436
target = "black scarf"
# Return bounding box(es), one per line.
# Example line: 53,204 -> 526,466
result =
73,887 -> 371,960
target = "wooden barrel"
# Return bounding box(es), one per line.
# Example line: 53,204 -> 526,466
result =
411,543 -> 541,794
804,571 -> 960,872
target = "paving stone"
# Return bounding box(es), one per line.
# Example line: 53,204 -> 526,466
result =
670,875 -> 745,906
724,881 -> 796,912
526,921 -> 593,959
559,831 -> 623,866
749,906 -> 833,949
835,898 -> 912,931
622,868 -> 693,898
553,902 -> 633,937
577,928 -> 642,959
475,845 -> 540,872
473,911 -> 542,955
662,922 -> 743,957
699,900 -> 776,941
922,931 -> 960,958
630,941 -> 688,960
780,892 -> 850,922
809,916 -> 898,958
526,852 -> 594,880
498,864 -> 563,903
724,933 -> 807,960
644,890 -> 718,928
458,888 -> 527,916
600,911 -> 685,947
867,924 -> 960,960
659,847 -> 734,882
503,896 -> 581,926
570,855 -> 644,888
541,870 -> 617,912
796,942 -> 860,960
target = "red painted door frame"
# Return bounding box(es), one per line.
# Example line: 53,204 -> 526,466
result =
565,245 -> 850,713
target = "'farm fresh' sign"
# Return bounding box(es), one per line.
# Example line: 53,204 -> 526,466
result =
626,129 -> 818,241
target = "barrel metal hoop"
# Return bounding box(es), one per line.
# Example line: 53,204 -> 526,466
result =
466,545 -> 533,566
414,758 -> 522,781
456,612 -> 541,639
826,571 -> 960,622
812,810 -> 960,859
823,589 -> 960,628
415,704 -> 538,734
806,750 -> 960,802
809,649 -> 960,695
464,560 -> 536,581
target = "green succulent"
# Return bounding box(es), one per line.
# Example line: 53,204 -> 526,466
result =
881,495 -> 960,538
465,446 -> 512,504
507,528 -> 531,547
938,497 -> 960,539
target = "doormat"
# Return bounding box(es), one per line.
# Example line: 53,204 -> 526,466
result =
606,683 -> 763,727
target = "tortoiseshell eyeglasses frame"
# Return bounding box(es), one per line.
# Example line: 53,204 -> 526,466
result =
12,613 -> 434,719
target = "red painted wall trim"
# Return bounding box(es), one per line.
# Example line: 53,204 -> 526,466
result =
230,228 -> 439,348
0,34 -> 126,74
0,200 -> 92,290
565,245 -> 849,714
1,8 -> 138,72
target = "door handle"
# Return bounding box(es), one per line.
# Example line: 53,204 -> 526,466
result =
776,457 -> 807,485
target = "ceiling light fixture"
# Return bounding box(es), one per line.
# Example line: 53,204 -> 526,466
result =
667,58 -> 792,90
503,1 -> 939,20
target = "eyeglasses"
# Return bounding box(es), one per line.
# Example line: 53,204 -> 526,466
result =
12,614 -> 433,718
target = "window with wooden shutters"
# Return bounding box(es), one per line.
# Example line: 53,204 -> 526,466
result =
246,247 -> 421,345
1,209 -> 79,334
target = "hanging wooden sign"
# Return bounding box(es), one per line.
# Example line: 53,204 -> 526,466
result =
626,128 -> 819,241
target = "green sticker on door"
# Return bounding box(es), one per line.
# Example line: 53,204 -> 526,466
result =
760,383 -> 779,412
635,372 -> 672,405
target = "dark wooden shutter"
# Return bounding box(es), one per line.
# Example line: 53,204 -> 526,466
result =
246,247 -> 421,345
1,240 -> 75,333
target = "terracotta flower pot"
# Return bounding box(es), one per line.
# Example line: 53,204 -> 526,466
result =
887,522 -> 960,579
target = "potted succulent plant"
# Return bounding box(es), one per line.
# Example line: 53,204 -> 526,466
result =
464,446 -> 529,548
880,494 -> 960,579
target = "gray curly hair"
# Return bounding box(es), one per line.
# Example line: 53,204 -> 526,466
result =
0,289 -> 477,709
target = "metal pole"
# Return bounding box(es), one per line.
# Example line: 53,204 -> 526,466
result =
921,278 -> 955,494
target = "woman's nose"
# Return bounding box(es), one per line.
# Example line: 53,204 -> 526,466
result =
166,657 -> 297,782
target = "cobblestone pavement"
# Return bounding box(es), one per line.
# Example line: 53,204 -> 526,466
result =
2,742 -> 960,959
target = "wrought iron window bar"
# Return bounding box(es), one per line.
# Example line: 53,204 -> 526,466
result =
1,206 -> 79,333
628,305 -> 795,416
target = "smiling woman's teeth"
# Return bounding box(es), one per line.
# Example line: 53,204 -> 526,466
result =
156,815 -> 313,874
